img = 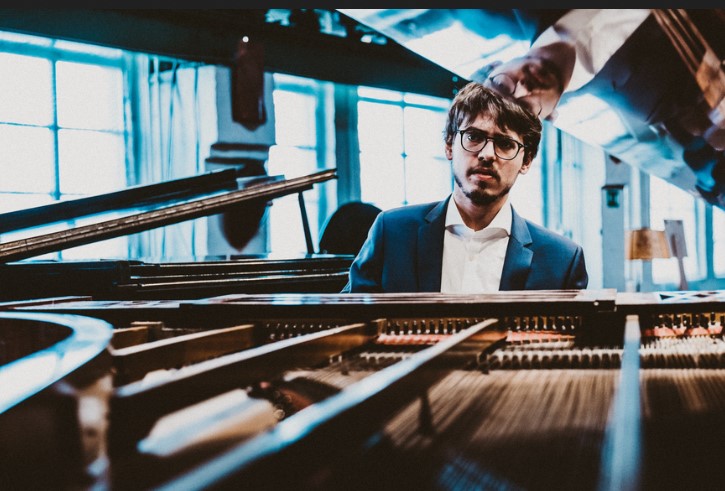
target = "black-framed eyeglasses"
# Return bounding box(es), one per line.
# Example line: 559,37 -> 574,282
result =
484,73 -> 543,117
458,128 -> 526,160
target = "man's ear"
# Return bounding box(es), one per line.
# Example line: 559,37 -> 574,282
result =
469,60 -> 503,82
519,157 -> 532,174
445,142 -> 453,161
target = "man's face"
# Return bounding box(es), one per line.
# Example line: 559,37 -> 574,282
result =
445,115 -> 530,207
484,49 -> 565,120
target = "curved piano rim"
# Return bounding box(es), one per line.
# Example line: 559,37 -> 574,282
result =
0,311 -> 113,414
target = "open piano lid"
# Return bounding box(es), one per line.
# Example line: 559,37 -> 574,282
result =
0,167 -> 349,300
0,167 -> 336,263
339,9 -> 725,210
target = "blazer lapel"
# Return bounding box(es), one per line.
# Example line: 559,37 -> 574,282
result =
417,198 -> 449,292
499,208 -> 533,290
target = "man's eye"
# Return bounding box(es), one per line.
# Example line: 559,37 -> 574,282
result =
466,132 -> 486,143
495,138 -> 516,151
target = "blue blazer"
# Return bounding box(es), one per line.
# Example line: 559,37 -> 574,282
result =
342,196 -> 588,293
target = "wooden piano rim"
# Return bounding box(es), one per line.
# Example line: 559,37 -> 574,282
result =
178,289 -> 619,318
0,311 -> 113,414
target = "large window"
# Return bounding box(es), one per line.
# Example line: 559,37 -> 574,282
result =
0,31 -> 216,262
0,33 -> 129,259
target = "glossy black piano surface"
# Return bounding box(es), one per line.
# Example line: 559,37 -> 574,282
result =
0,254 -> 353,301
340,9 -> 725,210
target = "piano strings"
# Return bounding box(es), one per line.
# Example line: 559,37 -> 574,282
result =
254,309 -> 725,490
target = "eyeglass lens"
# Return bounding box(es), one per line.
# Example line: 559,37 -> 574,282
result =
460,130 -> 522,160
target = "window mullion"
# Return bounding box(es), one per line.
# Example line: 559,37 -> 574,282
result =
50,57 -> 60,202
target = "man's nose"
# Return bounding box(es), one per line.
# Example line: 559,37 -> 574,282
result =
512,78 -> 534,97
477,139 -> 496,159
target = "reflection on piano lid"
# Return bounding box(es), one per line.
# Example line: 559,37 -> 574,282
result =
339,9 -> 725,209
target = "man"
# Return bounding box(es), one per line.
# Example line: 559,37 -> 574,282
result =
342,82 -> 588,293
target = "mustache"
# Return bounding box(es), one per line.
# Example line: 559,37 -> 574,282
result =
468,166 -> 499,181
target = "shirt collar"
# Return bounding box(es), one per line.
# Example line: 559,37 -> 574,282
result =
445,195 -> 512,236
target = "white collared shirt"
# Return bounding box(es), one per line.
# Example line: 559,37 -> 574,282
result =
440,197 -> 512,293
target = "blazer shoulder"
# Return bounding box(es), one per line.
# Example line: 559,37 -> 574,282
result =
524,219 -> 583,253
380,200 -> 443,222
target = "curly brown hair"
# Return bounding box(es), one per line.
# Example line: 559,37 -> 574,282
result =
444,82 -> 542,164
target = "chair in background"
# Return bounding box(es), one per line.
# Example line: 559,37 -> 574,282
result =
318,201 -> 382,256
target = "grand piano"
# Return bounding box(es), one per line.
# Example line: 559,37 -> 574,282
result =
2,8 -> 725,491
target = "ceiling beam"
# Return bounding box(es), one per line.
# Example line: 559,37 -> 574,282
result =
0,9 -> 465,99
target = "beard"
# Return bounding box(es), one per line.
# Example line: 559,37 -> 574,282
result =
453,169 -> 511,206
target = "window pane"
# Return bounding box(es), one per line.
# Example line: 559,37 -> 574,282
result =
54,40 -> 124,59
268,194 -> 316,255
0,124 -> 55,193
273,90 -> 316,147
0,192 -> 53,214
403,92 -> 450,108
268,145 -> 318,253
714,206 -> 725,276
0,30 -> 53,47
268,145 -> 318,178
58,129 -> 126,194
61,236 -> 128,260
358,101 -> 406,208
360,150 -> 405,209
509,154 -> 543,225
404,106 -> 446,157
0,53 -> 52,125
358,101 -> 403,154
56,61 -> 124,131
404,156 -> 451,205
